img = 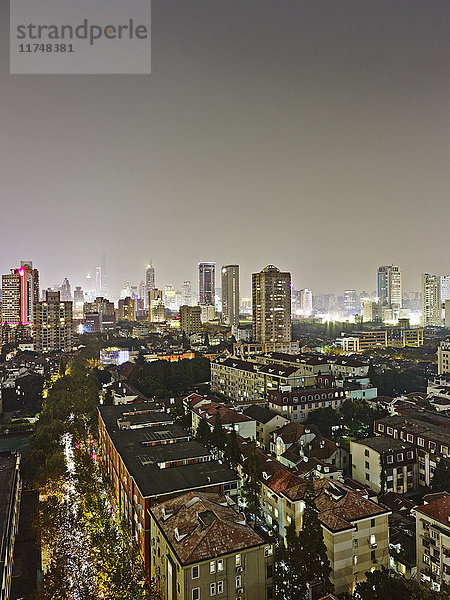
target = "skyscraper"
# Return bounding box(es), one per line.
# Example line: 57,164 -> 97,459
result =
144,263 -> 156,308
1,261 -> 39,327
198,262 -> 215,305
59,277 -> 72,301
252,265 -> 291,343
148,289 -> 165,323
422,274 -> 442,327
34,291 -> 73,353
221,265 -> 240,334
181,281 -> 193,307
377,265 -> 402,308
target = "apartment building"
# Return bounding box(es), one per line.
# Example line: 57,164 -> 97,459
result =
191,401 -> 257,440
98,403 -> 239,571
413,494 -> 450,591
438,340 -> 450,375
374,415 -> 450,487
242,406 -> 289,450
351,437 -> 418,494
180,305 -> 202,336
252,265 -> 291,344
238,441 -> 389,595
150,491 -> 274,600
267,386 -> 346,421
34,291 -> 73,353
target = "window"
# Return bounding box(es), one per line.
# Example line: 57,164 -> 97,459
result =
407,434 -> 413,442
365,449 -> 370,457
365,473 -> 370,481
429,441 -> 436,452
386,455 -> 393,464
418,437 -> 424,447
217,582 -> 223,593
210,583 -> 216,596
265,545 -> 273,557
266,564 -> 274,579
354,539 -> 358,548
210,561 -> 216,574
236,575 -> 242,588
365,461 -> 370,469
371,550 -> 376,561
378,424 -> 384,432
274,508 -> 279,518
371,519 -> 375,527
397,453 -> 403,462
192,565 -> 199,579
235,554 -> 241,567
217,559 -> 224,572
192,588 -> 200,600
353,555 -> 358,565
370,534 -> 376,545
407,451 -> 414,459
387,427 -> 393,435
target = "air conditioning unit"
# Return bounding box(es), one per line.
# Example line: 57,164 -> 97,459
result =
236,566 -> 244,573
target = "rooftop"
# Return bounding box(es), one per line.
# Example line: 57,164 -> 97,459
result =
151,492 -> 265,564
354,436 -> 414,454
242,405 -> 282,424
415,494 -> 450,527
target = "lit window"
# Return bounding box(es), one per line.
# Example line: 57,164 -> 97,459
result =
217,559 -> 224,572
210,561 -> 215,574
236,575 -> 242,588
235,554 -> 241,567
210,583 -> 216,596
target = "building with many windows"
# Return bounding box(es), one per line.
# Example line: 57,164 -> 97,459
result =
422,274 -> 442,327
180,305 -> 202,336
34,291 -> 73,353
221,265 -> 240,335
438,340 -> 450,375
413,494 -> 450,591
252,265 -> 291,344
150,491 -> 274,600
199,262 -> 216,306
377,265 -> 402,309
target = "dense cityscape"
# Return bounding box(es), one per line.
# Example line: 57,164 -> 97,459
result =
0,258 -> 449,599
1,1 -> 449,599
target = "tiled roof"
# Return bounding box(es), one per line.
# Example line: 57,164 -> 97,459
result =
275,422 -> 320,445
416,495 -> 450,526
243,405 -> 282,424
193,402 -> 253,426
151,492 -> 265,564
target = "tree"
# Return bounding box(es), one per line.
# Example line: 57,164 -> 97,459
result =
306,407 -> 339,438
242,442 -> 261,524
297,481 -> 333,596
211,411 -> 227,451
224,429 -> 241,468
103,389 -> 114,406
379,455 -> 387,493
274,522 -> 307,600
196,417 -> 211,447
431,457 -> 450,492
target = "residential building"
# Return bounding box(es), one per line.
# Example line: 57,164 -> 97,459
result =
190,400 -> 256,439
221,265 -> 240,335
252,265 -> 291,344
336,327 -> 423,352
0,452 -> 21,600
149,289 -> 165,323
344,290 -> 360,313
180,305 -> 202,336
350,437 -> 418,494
438,340 -> 450,375
361,300 -> 382,323
422,274 -> 442,327
34,291 -> 73,353
377,265 -> 402,309
267,386 -> 346,421
374,415 -> 450,487
242,405 -> 289,449
198,262 -> 215,306
98,403 -> 239,571
118,297 -> 137,322
413,494 -> 450,591
150,492 -> 274,600
1,262 -> 39,329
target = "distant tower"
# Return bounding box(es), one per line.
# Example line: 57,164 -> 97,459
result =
144,263 -> 156,309
60,278 -> 72,302
422,274 -> 442,326
1,261 -> 39,327
221,265 -> 240,335
377,265 -> 402,309
101,254 -> 108,296
181,281 -> 193,307
252,265 -> 291,344
199,262 -> 215,305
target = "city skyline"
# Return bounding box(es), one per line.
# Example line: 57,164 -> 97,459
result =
1,1 -> 449,295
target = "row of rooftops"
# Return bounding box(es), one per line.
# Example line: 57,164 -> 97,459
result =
215,352 -> 367,373
375,414 -> 450,448
99,403 -> 238,498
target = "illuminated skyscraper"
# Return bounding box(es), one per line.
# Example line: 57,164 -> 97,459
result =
221,265 -> 239,334
377,265 -> 402,309
148,289 -> 165,323
422,274 -> 441,327
252,265 -> 291,343
198,262 -> 215,305
181,281 -> 192,307
144,263 -> 156,308
1,261 -> 39,327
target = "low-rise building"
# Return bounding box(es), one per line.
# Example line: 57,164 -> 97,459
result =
413,494 -> 450,591
438,340 -> 450,375
351,437 -> 418,494
150,491 -> 274,600
191,401 -> 257,440
98,403 -> 239,572
242,405 -> 289,450
267,386 -> 346,421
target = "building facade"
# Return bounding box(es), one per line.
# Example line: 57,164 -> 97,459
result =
221,265 -> 240,334
34,291 -> 73,353
377,265 -> 402,309
252,265 -> 291,344
422,274 -> 442,327
438,340 -> 450,375
180,305 -> 202,336
199,262 -> 216,306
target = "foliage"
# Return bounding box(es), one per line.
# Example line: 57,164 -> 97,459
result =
195,418 -> 211,447
274,522 -> 307,600
353,566 -> 450,600
170,399 -> 190,428
431,457 -> 450,493
211,412 -> 227,450
242,442 -> 262,524
307,407 -> 339,438
224,428 -> 241,468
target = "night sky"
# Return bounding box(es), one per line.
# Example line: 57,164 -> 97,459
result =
1,1 -> 449,297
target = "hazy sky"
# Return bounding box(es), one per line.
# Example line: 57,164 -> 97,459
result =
1,1 -> 449,298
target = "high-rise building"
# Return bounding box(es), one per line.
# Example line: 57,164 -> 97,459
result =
148,289 -> 165,323
181,280 -> 192,307
344,289 -> 359,312
198,262 -> 215,305
73,286 -> 84,319
1,261 -> 39,327
144,263 -> 155,308
59,277 -> 72,302
422,274 -> 442,326
164,285 -> 178,311
34,291 -> 73,353
377,265 -> 402,308
117,297 -> 137,322
221,265 -> 239,334
179,305 -> 202,335
252,265 -> 291,343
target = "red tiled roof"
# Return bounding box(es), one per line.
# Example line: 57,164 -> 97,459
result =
416,495 -> 450,526
193,402 -> 253,426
